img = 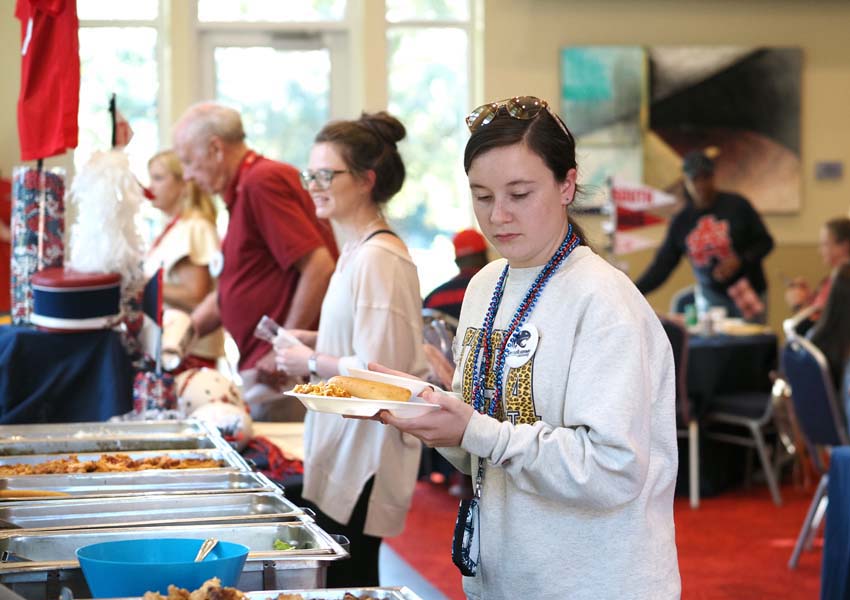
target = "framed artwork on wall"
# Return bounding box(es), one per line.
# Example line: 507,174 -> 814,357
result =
560,45 -> 802,215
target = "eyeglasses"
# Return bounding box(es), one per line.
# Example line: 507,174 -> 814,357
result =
299,168 -> 350,191
465,96 -> 571,138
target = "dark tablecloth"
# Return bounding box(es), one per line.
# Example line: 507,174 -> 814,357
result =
680,332 -> 778,497
822,446 -> 850,600
687,332 -> 778,416
0,326 -> 133,424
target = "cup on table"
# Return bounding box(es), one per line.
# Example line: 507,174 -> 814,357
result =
708,307 -> 727,335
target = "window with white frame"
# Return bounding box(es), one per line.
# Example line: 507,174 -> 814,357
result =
76,0 -> 161,183
193,0 -> 478,295
76,0 -> 163,240
385,0 -> 476,296
196,0 -> 350,169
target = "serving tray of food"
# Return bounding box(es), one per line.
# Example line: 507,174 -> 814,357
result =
244,588 -> 424,600
0,521 -> 348,597
143,582 -> 424,600
0,420 -> 232,457
0,491 -> 305,531
0,420 -> 219,440
0,449 -> 252,476
0,470 -> 278,502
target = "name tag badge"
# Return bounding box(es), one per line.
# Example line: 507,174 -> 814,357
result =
208,251 -> 224,278
505,324 -> 539,369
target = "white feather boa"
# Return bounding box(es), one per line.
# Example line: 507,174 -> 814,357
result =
67,150 -> 144,291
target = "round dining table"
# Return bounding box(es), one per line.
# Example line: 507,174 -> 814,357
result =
687,331 -> 778,416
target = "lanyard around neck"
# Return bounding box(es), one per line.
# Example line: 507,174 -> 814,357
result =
470,226 -> 581,417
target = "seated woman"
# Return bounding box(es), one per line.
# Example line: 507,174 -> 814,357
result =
786,216 -> 850,331
143,150 -> 224,370
809,263 -> 850,394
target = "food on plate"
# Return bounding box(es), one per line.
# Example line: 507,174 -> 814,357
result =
0,454 -> 224,476
272,538 -> 294,550
292,381 -> 352,398
721,322 -> 769,336
328,375 -> 411,402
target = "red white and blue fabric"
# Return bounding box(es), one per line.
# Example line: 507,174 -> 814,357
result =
133,370 -> 177,413
10,168 -> 64,325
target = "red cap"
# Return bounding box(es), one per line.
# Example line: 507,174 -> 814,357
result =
452,228 -> 487,259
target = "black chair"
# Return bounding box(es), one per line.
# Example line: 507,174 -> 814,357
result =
659,316 -> 700,508
782,336 -> 850,569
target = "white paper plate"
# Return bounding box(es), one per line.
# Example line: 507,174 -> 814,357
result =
347,368 -> 441,396
284,391 -> 440,418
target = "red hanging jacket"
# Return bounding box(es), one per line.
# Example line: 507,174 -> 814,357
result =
16,0 -> 80,161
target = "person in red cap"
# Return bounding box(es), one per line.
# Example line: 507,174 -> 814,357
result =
423,228 -> 490,320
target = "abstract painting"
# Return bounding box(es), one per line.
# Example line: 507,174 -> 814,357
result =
560,45 -> 802,214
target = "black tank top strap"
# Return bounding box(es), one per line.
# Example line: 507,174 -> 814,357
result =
362,228 -> 399,243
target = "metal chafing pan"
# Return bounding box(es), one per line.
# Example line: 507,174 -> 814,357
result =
0,521 -> 348,598
0,470 -> 278,501
243,588 -> 424,600
0,421 -> 231,456
0,448 -> 252,472
0,420 -> 219,440
0,491 -> 305,531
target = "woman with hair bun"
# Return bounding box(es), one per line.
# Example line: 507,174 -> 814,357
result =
275,112 -> 428,587
143,150 -> 223,369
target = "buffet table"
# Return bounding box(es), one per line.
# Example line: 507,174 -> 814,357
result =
0,326 -> 133,424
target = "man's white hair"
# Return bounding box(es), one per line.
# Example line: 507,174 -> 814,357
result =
174,102 -> 246,146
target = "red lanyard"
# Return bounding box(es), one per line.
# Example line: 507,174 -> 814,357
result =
150,215 -> 181,252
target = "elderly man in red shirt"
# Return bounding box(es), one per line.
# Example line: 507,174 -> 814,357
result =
174,102 -> 338,420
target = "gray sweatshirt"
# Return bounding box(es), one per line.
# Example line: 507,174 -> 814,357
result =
439,246 -> 681,600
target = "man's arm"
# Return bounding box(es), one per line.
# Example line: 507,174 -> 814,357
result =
190,291 -> 221,338
634,222 -> 684,295
282,246 -> 336,329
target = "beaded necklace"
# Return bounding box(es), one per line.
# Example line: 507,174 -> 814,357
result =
470,225 -> 581,418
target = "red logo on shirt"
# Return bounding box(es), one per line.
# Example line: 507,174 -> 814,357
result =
686,216 -> 732,267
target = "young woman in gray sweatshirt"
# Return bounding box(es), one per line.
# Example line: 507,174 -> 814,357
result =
383,96 -> 681,600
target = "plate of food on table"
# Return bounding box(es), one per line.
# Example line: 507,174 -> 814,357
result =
285,373 -> 439,419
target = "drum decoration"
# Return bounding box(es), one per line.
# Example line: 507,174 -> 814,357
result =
31,268 -> 122,332
10,166 -> 65,325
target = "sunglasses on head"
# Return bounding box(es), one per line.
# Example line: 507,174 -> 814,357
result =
299,168 -> 350,191
465,96 -> 571,138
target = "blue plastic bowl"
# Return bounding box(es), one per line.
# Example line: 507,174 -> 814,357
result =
76,538 -> 249,598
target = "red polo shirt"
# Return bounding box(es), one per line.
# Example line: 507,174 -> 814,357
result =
219,152 -> 337,370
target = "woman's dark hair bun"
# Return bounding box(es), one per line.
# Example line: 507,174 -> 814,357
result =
359,111 -> 406,145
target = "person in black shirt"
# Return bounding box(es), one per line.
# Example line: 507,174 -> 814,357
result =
635,150 -> 774,321
423,228 -> 489,320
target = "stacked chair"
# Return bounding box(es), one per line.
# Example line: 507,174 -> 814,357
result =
782,335 -> 850,569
